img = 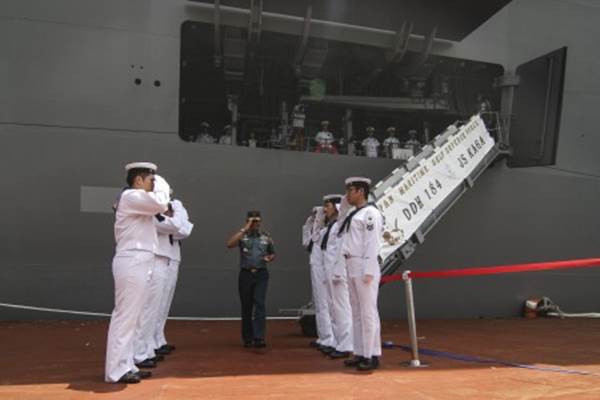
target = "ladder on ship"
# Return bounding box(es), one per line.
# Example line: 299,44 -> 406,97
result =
375,113 -> 505,277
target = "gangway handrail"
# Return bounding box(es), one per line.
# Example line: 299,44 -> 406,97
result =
373,115 -> 500,278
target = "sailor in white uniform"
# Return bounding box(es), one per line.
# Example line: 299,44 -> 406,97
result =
132,175 -> 174,369
304,206 -> 336,352
105,162 -> 170,384
382,126 -> 400,158
197,122 -> 216,144
314,120 -> 338,154
302,207 -> 317,339
320,194 -> 354,359
315,121 -> 335,147
361,127 -> 380,158
339,177 -> 384,371
218,125 -> 233,145
291,103 -> 306,150
152,196 -> 194,355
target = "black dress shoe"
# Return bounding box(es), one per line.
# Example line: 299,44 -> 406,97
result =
155,347 -> 171,355
243,341 -> 253,348
149,355 -> 164,362
319,346 -> 335,355
356,356 -> 380,371
316,344 -> 327,351
309,340 -> 320,348
161,344 -> 176,352
135,359 -> 157,369
329,350 -> 351,359
138,370 -> 152,379
253,339 -> 266,348
117,371 -> 141,384
343,356 -> 364,367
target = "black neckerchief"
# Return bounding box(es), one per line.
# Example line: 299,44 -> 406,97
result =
320,219 -> 337,250
307,240 -> 314,253
337,202 -> 376,237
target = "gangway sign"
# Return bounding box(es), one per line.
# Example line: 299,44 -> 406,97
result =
373,115 -> 497,271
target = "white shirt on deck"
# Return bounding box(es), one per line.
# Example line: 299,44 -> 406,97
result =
114,188 -> 170,255
362,137 -> 380,158
155,200 -> 194,262
340,205 -> 383,277
199,134 -> 216,144
383,136 -> 400,148
218,135 -> 232,145
292,112 -> 305,128
315,131 -> 334,145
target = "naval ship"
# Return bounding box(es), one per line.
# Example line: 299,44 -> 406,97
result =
1,0 -> 599,321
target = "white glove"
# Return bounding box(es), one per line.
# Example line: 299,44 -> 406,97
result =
153,175 -> 171,203
338,194 -> 351,220
314,206 -> 326,228
304,214 -> 315,226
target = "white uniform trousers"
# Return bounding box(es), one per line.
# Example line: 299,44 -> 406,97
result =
330,271 -> 353,352
105,250 -> 154,383
346,261 -> 382,359
154,259 -> 180,348
310,263 -> 335,347
133,255 -> 167,363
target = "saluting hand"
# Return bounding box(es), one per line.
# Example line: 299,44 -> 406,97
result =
363,274 -> 374,284
242,219 -> 254,232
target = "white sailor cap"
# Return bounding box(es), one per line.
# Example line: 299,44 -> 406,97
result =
323,194 -> 343,204
320,120 -> 330,126
223,124 -> 232,131
386,126 -> 396,133
366,126 -> 375,132
200,121 -> 210,128
345,176 -> 372,186
125,162 -> 157,173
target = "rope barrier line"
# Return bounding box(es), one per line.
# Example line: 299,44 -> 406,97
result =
391,257 -> 600,368
381,257 -> 600,284
0,303 -> 295,321
0,303 -> 110,317
395,345 -> 598,377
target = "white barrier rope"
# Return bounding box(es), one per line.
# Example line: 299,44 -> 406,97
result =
0,302 -> 296,321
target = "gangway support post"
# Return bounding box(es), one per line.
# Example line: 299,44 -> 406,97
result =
402,270 -> 428,367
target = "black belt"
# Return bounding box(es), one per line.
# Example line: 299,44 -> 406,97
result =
242,267 -> 264,273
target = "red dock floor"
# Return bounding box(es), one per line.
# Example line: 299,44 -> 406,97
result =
2,318 -> 600,399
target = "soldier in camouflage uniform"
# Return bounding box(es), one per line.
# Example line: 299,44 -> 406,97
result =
226,210 -> 276,348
